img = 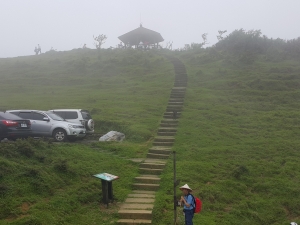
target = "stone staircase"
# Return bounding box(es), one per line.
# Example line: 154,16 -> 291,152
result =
117,58 -> 187,224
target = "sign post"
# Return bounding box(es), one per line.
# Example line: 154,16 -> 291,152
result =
173,151 -> 177,225
93,173 -> 119,208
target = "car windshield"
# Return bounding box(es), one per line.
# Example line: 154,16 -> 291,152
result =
46,112 -> 64,121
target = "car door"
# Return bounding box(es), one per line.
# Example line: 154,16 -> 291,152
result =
30,112 -> 52,136
18,112 -> 50,136
18,112 -> 39,136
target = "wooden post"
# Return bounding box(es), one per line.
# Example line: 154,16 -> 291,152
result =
108,181 -> 113,201
101,180 -> 109,207
173,151 -> 177,225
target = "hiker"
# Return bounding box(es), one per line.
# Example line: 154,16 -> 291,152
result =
180,184 -> 194,225
34,47 -> 38,55
83,44 -> 87,49
37,44 -> 41,54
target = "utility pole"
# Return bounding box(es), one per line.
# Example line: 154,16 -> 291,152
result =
173,151 -> 176,224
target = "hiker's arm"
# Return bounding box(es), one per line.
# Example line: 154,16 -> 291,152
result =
180,196 -> 191,207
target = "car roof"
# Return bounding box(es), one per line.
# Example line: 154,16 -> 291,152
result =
7,110 -> 47,113
50,109 -> 82,111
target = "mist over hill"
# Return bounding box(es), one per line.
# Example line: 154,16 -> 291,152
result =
1,29 -> 300,225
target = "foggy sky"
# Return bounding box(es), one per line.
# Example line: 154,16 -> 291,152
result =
1,0 -> 300,58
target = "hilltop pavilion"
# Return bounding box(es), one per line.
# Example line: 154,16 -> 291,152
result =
118,24 -> 164,49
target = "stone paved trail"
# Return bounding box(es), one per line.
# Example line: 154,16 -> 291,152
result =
117,57 -> 187,224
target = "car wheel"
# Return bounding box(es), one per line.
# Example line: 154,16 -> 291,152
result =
53,129 -> 67,142
87,119 -> 94,131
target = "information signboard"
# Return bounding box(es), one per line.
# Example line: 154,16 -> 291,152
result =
93,173 -> 119,181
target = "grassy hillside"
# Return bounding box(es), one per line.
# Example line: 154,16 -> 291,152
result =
0,139 -> 139,225
0,49 -> 174,141
0,49 -> 174,224
1,37 -> 300,224
154,49 -> 300,224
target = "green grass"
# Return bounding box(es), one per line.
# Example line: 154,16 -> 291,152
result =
0,49 -> 174,224
0,138 -> 139,225
1,47 -> 300,224
153,50 -> 300,224
0,49 -> 174,140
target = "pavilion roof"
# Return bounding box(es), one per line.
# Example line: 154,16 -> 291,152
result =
118,25 -> 164,45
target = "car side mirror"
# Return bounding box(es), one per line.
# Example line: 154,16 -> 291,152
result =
43,117 -> 50,122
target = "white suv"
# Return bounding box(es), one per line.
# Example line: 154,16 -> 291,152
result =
7,110 -> 86,142
49,109 -> 94,134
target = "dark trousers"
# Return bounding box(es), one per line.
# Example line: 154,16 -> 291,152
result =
184,209 -> 194,225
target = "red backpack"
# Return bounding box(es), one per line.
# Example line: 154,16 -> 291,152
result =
190,194 -> 202,213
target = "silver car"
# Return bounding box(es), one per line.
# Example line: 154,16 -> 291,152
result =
49,109 -> 94,134
7,110 -> 86,142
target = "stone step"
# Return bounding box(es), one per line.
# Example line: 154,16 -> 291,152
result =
133,183 -> 160,191
167,104 -> 183,108
144,158 -> 167,164
125,198 -> 155,203
157,131 -> 176,136
139,168 -> 163,175
118,210 -> 152,220
128,193 -> 155,198
168,102 -> 184,105
132,190 -> 156,194
164,111 -> 181,115
153,142 -> 173,146
160,123 -> 177,127
148,147 -> 172,155
135,176 -> 161,184
171,95 -> 185,98
174,80 -> 187,83
170,93 -> 185,96
163,115 -> 180,119
117,219 -> 152,224
172,87 -> 186,90
169,96 -> 184,99
166,107 -> 183,111
174,81 -> 187,84
168,98 -> 184,102
140,163 -> 165,169
161,119 -> 179,124
154,137 -> 175,142
170,92 -> 185,95
158,127 -> 177,132
171,85 -> 187,87
120,204 -> 154,210
147,153 -> 170,159
171,89 -> 186,92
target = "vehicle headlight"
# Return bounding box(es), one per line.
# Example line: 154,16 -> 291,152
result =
68,124 -> 82,129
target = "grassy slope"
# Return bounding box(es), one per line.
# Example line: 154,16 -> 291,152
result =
1,48 -> 300,225
153,50 -> 300,224
0,139 -> 139,225
0,49 -> 173,141
0,49 -> 173,224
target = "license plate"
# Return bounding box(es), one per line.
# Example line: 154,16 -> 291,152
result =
21,124 -> 27,127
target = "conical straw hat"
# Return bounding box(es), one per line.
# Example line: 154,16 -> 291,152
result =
179,184 -> 192,191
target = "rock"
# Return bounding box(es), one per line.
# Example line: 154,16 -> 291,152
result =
99,131 -> 125,142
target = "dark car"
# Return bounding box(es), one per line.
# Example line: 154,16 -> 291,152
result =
0,112 -> 32,141
7,110 -> 86,142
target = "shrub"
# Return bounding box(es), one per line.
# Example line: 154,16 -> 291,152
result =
54,160 -> 68,172
15,140 -> 35,158
232,165 -> 249,179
